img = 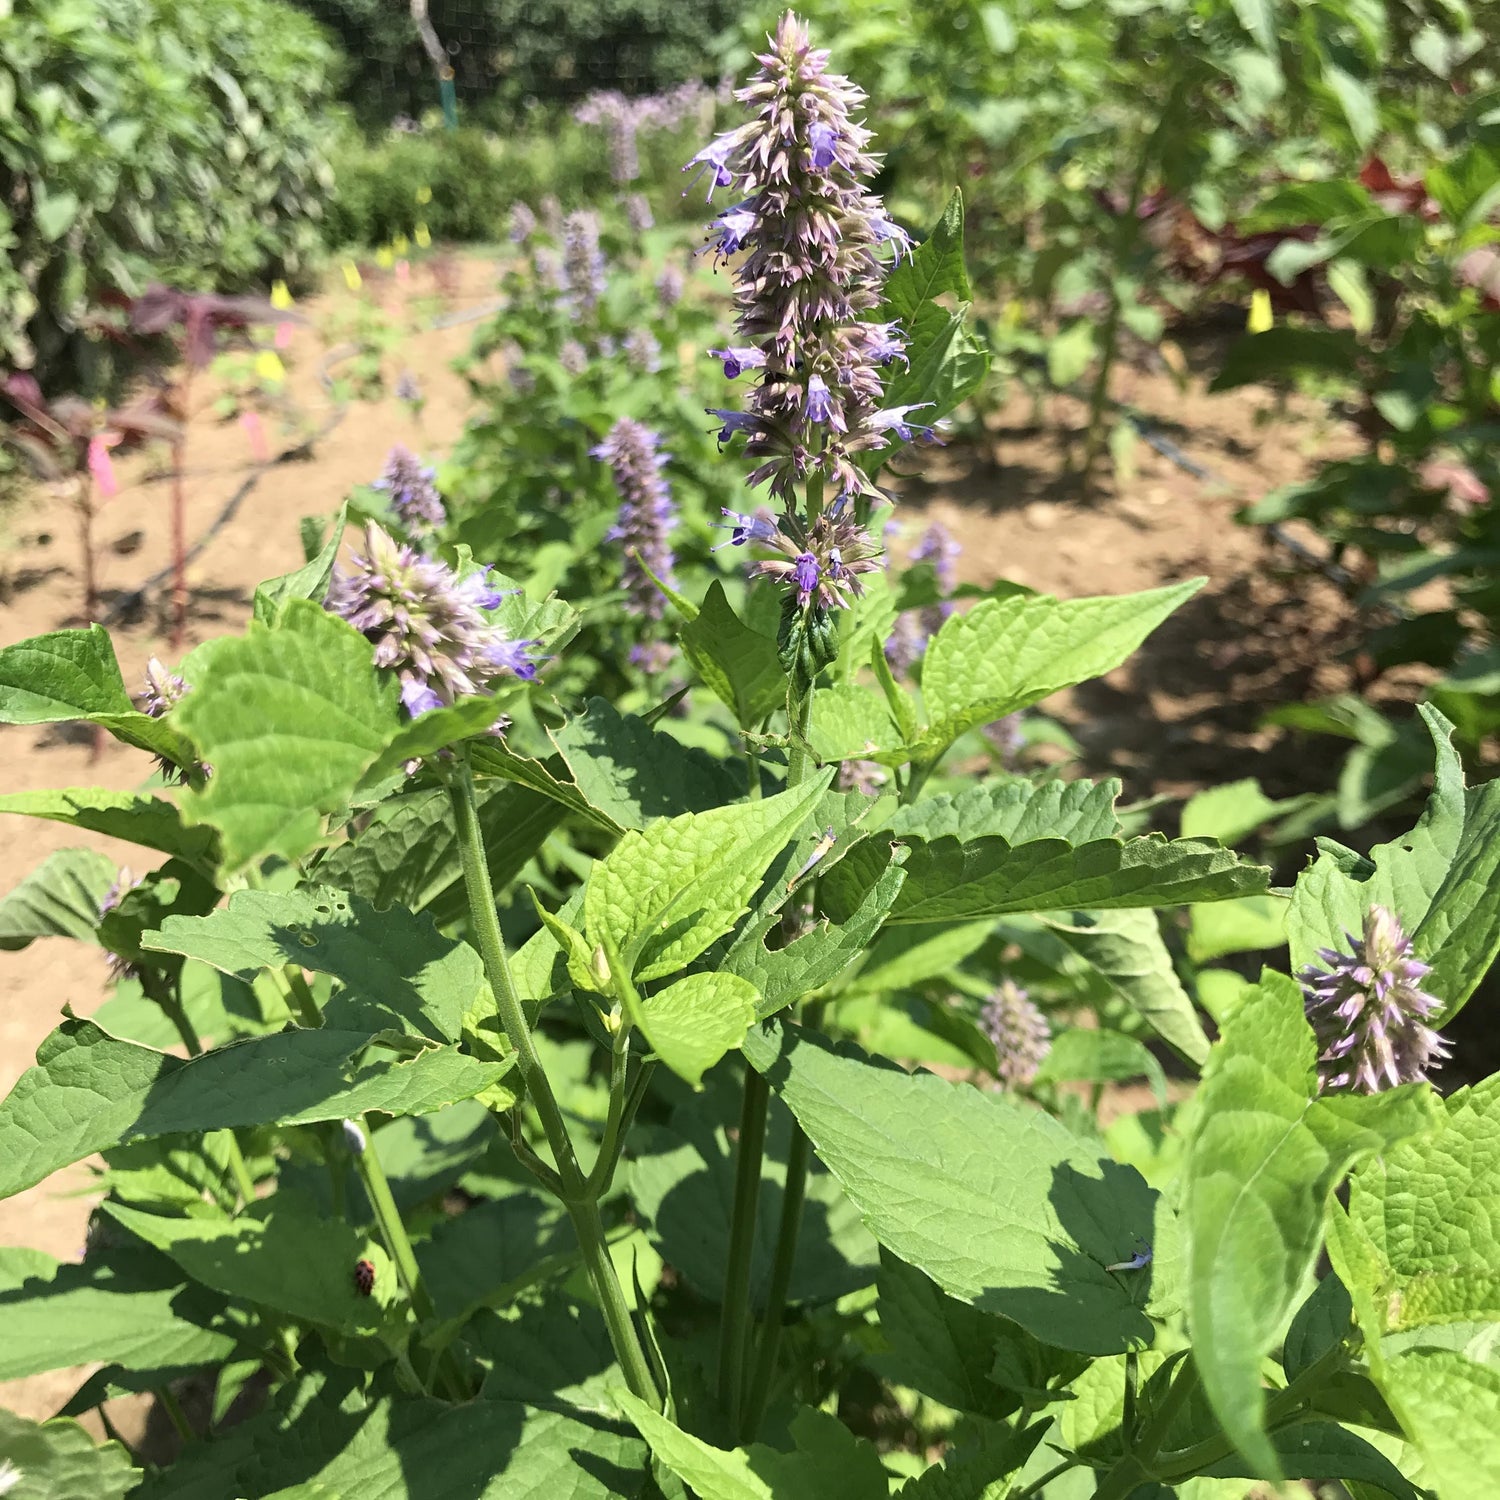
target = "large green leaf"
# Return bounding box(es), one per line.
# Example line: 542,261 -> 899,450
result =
252,499 -> 347,624
584,774 -> 830,981
315,780 -> 563,919
1041,908 -> 1211,1066
883,776 -> 1121,845
552,697 -> 741,829
1378,1348 -> 1500,1500
0,625 -> 195,768
0,847 -> 117,951
0,1020 -> 505,1198
1347,1074 -> 1500,1333
176,598 -> 401,871
806,681 -> 904,764
917,579 -> 1203,756
0,787 -> 217,865
468,740 -> 619,832
883,188 -> 973,318
872,301 -> 989,444
678,581 -> 788,730
155,1375 -> 648,1500
145,886 -> 485,1043
741,1021 -> 1178,1354
724,844 -> 909,1017
1198,1420 -> 1422,1499
103,1193 -> 396,1335
824,828 -> 1266,925
0,1408 -> 137,1500
1182,972 -> 1438,1477
627,971 -> 759,1088
630,1083 -> 878,1310
618,1397 -> 888,1500
0,1248 -> 238,1381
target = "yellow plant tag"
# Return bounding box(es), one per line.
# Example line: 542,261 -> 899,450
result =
270,279 -> 293,310
342,260 -> 363,292
415,185 -> 433,205
414,222 -> 432,249
392,233 -> 410,256
254,350 -> 286,384
1247,288 -> 1274,334
375,245 -> 395,269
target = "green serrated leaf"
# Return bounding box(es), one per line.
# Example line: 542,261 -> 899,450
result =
1378,1348 -> 1500,1499
1042,908 -> 1211,1066
806,681 -> 904,764
741,1020 -> 1179,1354
826,828 -> 1267,925
0,1020 -> 505,1198
679,581 -> 787,729
0,847 -> 117,951
103,1193 -> 397,1336
0,1247 -> 238,1381
918,580 -> 1204,756
628,971 -> 758,1088
552,697 -> 741,829
176,599 -> 401,871
0,1407 -> 137,1499
145,886 -> 485,1042
883,188 -> 973,319
585,774 -> 830,981
0,786 -> 217,865
355,696 -> 505,793
1183,971 -> 1439,1477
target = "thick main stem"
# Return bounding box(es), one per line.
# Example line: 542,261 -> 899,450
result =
447,750 -> 660,1405
718,1067 -> 769,1432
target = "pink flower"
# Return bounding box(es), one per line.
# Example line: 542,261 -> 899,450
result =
87,432 -> 122,499
274,321 -> 294,351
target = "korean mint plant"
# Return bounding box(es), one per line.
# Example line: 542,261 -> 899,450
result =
1,15 -> 1499,1500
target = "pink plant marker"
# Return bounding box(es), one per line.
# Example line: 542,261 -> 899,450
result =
395,259 -> 411,287
87,432 -> 122,499
240,410 -> 269,463
274,321 -> 295,351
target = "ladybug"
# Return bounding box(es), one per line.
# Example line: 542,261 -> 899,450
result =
353,1258 -> 375,1296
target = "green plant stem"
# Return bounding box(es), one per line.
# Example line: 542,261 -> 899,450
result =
587,1046 -> 655,1199
740,1114 -> 811,1439
350,1111 -> 465,1401
446,748 -> 660,1406
280,965 -> 323,1028
156,1384 -> 194,1444
1011,1458 -> 1079,1500
718,1066 -> 770,1433
224,1138 -> 258,1207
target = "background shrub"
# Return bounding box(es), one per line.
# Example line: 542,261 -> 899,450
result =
0,0 -> 337,394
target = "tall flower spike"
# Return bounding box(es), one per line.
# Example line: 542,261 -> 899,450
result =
687,11 -> 912,502
325,522 -> 536,720
562,210 -> 606,314
981,980 -> 1051,1090
372,444 -> 445,535
1298,904 -> 1449,1093
593,417 -> 678,630
509,201 -> 537,244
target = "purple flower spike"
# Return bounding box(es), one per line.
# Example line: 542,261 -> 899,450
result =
373,444 -> 445,535
686,11 -> 913,501
325,522 -> 537,728
140,657 -> 188,718
562,210 -> 607,314
1298,905 -> 1449,1093
592,416 -> 678,628
982,980 -> 1051,1090
509,201 -> 537,244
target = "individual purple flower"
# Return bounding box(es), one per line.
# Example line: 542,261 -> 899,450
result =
625,192 -> 654,233
563,210 -> 606,314
592,417 -> 678,628
509,201 -> 538,244
686,11 -> 914,501
1298,905 -> 1449,1093
982,980 -> 1051,1090
140,657 -> 187,718
325,522 -> 536,724
722,497 -> 882,610
657,264 -> 685,310
559,340 -> 589,376
624,328 -> 662,373
883,612 -> 926,676
372,444 -> 445,535
913,519 -> 959,633
630,639 -> 676,676
711,346 -> 767,379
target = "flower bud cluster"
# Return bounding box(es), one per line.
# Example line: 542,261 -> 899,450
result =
1298,904 -> 1449,1093
372,444 -> 445,535
325,522 -> 536,719
718,499 -> 881,610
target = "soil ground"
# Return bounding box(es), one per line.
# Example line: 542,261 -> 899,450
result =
0,248 -> 1379,1437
